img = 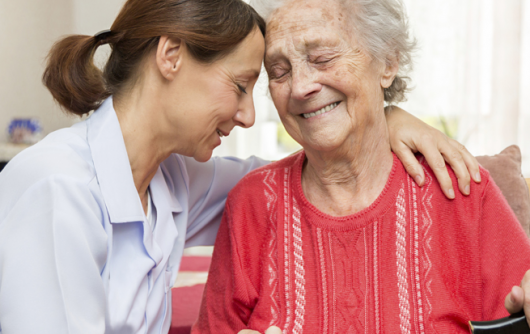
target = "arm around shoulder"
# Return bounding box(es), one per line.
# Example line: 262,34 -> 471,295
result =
184,155 -> 269,247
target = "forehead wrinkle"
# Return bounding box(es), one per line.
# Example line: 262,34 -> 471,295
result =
265,17 -> 339,54
267,4 -> 351,48
265,0 -> 366,69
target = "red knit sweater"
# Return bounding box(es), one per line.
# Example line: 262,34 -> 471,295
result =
192,152 -> 530,334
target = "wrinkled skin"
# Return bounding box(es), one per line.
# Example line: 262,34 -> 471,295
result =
263,0 -> 405,216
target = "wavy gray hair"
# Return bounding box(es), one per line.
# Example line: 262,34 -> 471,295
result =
250,0 -> 416,104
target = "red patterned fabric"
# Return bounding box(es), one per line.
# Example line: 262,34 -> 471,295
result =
192,152 -> 530,333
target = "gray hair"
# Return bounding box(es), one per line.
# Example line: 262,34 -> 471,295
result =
250,0 -> 416,104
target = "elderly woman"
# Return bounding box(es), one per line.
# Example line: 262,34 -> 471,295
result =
193,0 -> 530,333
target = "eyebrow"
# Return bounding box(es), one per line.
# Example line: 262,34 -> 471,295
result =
303,37 -> 341,51
303,38 -> 325,50
265,36 -> 339,62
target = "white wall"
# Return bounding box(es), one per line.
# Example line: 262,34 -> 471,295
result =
0,0 -> 126,144
73,0 -> 125,35
0,0 -> 75,143
72,0 -> 126,66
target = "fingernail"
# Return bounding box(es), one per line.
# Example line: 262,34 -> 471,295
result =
465,185 -> 470,195
448,188 -> 455,199
415,175 -> 422,185
476,172 -> 481,182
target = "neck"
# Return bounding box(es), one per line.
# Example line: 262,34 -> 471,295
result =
113,85 -> 173,206
302,119 -> 394,216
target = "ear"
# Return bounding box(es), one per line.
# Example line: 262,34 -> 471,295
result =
381,51 -> 399,89
156,36 -> 184,81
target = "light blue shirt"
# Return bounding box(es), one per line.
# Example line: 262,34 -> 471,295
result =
0,97 -> 267,334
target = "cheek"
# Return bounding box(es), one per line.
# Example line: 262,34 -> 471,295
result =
207,88 -> 239,117
269,82 -> 290,113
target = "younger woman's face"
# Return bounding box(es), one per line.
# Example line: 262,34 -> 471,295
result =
167,28 -> 265,162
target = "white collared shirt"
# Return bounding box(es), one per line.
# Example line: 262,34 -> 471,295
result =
0,97 -> 267,334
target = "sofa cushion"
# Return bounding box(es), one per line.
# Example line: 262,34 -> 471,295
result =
476,145 -> 530,236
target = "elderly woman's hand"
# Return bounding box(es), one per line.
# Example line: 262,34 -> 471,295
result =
505,269 -> 530,326
385,106 -> 480,199
238,326 -> 283,334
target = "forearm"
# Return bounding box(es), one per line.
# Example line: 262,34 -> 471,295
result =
192,206 -> 254,333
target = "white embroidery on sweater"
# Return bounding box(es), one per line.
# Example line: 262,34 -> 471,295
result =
410,176 -> 425,334
373,221 -> 380,333
420,161 -> 434,329
329,233 -> 337,334
317,228 -> 328,334
364,229 -> 369,334
263,169 -> 279,326
292,198 -> 305,334
283,168 -> 292,332
396,185 -> 411,334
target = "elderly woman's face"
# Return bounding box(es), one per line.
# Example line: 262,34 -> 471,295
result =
265,0 -> 392,152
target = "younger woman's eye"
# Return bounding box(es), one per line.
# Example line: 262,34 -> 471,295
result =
237,84 -> 247,94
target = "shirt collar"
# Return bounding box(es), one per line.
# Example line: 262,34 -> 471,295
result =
87,97 -> 182,223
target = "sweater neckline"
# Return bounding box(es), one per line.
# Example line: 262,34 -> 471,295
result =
293,151 -> 405,231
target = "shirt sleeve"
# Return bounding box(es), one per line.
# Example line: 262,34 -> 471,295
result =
479,175 -> 530,320
191,202 -> 258,333
184,156 -> 269,247
0,176 -> 108,334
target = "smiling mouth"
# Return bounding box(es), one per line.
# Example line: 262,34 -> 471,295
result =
216,129 -> 226,138
302,102 -> 340,119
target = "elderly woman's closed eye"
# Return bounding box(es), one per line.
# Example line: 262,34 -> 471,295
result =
192,0 -> 530,333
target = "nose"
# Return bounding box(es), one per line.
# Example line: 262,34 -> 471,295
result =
233,94 -> 255,129
290,64 -> 322,100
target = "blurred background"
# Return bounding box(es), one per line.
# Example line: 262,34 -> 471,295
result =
1,0 -> 529,175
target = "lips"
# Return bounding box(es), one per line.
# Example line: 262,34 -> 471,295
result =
301,102 -> 340,119
216,129 -> 230,138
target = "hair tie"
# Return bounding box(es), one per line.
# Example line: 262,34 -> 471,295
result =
94,29 -> 113,45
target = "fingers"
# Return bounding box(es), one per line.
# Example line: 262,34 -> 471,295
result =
522,271 -> 530,326
384,106 -> 477,197
504,269 -> 530,330
238,326 -> 283,334
505,285 -> 525,314
416,138 -> 455,199
438,140 -> 470,196
392,142 -> 425,187
449,139 -> 481,184
265,326 -> 283,334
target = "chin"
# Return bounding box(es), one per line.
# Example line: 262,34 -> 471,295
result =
300,135 -> 346,153
193,151 -> 213,163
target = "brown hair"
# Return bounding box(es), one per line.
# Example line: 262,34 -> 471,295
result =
43,0 -> 266,116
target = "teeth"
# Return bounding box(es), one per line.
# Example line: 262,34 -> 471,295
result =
217,130 -> 224,137
302,102 -> 338,119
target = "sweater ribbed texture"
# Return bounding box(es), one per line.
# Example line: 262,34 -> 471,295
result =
193,152 -> 530,333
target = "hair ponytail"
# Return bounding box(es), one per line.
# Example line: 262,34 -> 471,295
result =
43,0 -> 266,117
43,35 -> 109,116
